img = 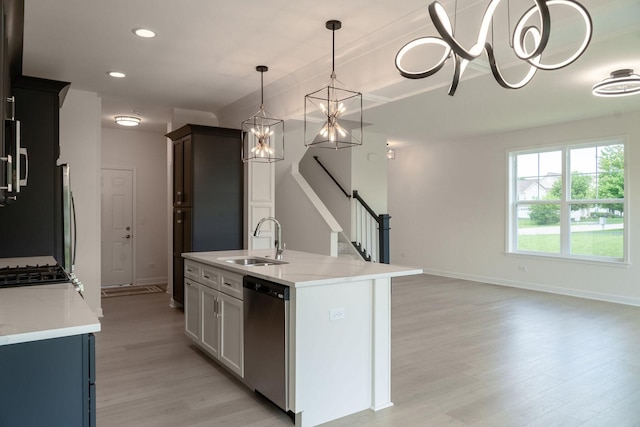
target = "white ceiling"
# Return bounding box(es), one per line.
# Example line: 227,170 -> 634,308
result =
21,0 -> 640,145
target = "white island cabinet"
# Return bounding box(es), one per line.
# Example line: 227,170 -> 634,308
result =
183,249 -> 422,427
183,259 -> 244,377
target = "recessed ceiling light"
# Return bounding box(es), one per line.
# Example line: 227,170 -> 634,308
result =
108,71 -> 126,78
132,27 -> 156,38
115,116 -> 141,127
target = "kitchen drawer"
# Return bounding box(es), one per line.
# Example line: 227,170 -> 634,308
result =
201,266 -> 220,290
184,260 -> 201,281
220,270 -> 243,300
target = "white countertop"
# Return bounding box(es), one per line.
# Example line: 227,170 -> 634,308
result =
0,283 -> 101,346
183,249 -> 423,288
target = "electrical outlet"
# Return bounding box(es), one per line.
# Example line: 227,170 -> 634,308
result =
330,307 -> 346,321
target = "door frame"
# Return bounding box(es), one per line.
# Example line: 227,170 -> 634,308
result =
101,165 -> 137,287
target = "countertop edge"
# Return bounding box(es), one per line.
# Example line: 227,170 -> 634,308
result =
0,323 -> 101,346
183,250 -> 424,288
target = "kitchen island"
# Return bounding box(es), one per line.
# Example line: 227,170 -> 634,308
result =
183,249 -> 422,427
0,283 -> 101,426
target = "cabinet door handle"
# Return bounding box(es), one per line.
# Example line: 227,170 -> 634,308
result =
203,274 -> 210,279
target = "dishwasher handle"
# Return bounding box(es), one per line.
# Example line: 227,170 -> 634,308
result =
243,276 -> 289,300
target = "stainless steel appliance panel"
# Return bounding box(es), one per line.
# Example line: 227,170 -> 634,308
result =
243,276 -> 289,412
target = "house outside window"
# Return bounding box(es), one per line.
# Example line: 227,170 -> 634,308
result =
508,140 -> 626,263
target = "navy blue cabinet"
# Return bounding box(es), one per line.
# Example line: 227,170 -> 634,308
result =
0,333 -> 95,427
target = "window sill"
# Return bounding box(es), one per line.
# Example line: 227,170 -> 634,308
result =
505,251 -> 630,268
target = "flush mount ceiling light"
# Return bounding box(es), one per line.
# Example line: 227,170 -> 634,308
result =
107,71 -> 126,78
304,20 -> 362,149
395,0 -> 592,96
132,27 -> 156,38
115,115 -> 141,127
592,69 -> 640,97
241,66 -> 285,163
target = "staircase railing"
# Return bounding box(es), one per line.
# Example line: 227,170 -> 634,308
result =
353,190 -> 390,264
313,156 -> 351,199
312,155 -> 390,263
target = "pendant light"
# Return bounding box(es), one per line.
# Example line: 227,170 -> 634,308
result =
592,69 -> 640,97
241,66 -> 285,163
304,20 -> 363,149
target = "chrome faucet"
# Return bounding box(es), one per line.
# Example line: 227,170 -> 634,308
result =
253,217 -> 284,260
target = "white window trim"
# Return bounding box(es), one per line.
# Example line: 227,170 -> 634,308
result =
506,137 -> 629,264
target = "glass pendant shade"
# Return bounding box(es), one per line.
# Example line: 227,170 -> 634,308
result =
305,20 -> 363,149
242,66 -> 285,163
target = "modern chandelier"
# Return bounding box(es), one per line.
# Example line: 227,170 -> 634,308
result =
241,66 -> 285,163
395,0 -> 593,96
305,20 -> 363,149
592,69 -> 640,97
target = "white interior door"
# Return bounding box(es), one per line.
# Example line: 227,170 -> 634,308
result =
101,168 -> 134,287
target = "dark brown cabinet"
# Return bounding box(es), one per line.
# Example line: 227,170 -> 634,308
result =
167,124 -> 244,305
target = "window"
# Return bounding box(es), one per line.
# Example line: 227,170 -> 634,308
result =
508,140 -> 626,262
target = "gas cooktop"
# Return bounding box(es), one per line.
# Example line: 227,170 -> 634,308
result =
0,256 -> 70,288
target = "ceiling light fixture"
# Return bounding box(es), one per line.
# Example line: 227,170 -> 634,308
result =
132,27 -> 156,38
115,115 -> 141,127
304,20 -> 362,149
241,66 -> 285,163
592,69 -> 640,97
395,0 -> 592,96
108,71 -> 126,78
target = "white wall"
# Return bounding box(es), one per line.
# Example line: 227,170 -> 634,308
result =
59,89 -> 102,315
299,146 -> 352,236
275,123 -> 341,256
102,128 -> 168,286
388,111 -> 640,305
351,131 -> 388,215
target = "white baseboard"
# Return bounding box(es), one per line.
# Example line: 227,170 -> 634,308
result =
422,268 -> 640,307
135,276 -> 168,286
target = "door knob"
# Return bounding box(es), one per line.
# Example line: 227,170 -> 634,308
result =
125,234 -> 131,239
126,226 -> 131,230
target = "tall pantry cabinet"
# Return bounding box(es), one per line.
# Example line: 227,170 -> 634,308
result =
167,124 -> 244,305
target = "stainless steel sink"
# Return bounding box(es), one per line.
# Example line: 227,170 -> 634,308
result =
222,257 -> 288,267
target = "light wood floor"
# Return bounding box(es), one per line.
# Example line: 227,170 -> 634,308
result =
96,275 -> 640,426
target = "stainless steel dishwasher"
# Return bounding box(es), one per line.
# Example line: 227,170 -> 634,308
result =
243,275 -> 290,413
